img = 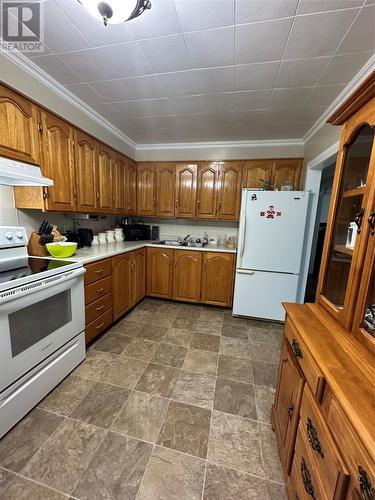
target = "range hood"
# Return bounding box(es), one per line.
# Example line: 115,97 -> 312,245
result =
0,156 -> 53,187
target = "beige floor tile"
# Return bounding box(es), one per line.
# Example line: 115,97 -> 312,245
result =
151,343 -> 188,368
249,342 -> 280,364
92,333 -> 131,355
0,467 -> 15,496
182,349 -> 218,376
221,324 -> 248,340
121,338 -> 160,362
214,378 -> 257,419
172,370 -> 216,409
163,328 -> 194,347
219,337 -> 250,359
217,355 -> 253,384
73,350 -> 117,381
260,423 -> 284,483
266,480 -> 288,499
100,357 -> 147,389
135,363 -> 179,397
193,321 -> 222,336
137,324 -> 167,342
110,320 -> 143,337
0,476 -> 67,499
190,333 -> 220,352
252,361 -> 278,388
255,385 -> 276,424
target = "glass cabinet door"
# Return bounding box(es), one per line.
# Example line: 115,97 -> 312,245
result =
320,124 -> 374,317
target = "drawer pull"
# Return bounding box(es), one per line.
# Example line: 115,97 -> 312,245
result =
95,288 -> 104,293
95,305 -> 104,312
95,322 -> 105,330
95,269 -> 104,274
291,339 -> 303,358
287,402 -> 295,421
301,457 -> 316,499
358,466 -> 374,500
306,417 -> 324,458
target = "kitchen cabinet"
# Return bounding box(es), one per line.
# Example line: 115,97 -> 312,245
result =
146,247 -> 174,298
201,252 -> 235,306
113,152 -> 126,213
0,83 -> 40,165
132,248 -> 146,305
74,130 -> 97,213
217,161 -> 243,220
137,162 -> 156,216
96,142 -> 114,213
242,160 -> 273,188
173,250 -> 202,302
196,163 -> 219,219
156,163 -> 175,217
272,159 -> 302,190
125,159 -> 137,214
175,163 -> 197,218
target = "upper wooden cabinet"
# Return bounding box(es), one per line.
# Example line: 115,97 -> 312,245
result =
156,163 -> 175,217
0,84 -> 40,165
272,159 -> 302,190
217,162 -> 243,220
96,142 -> 114,213
113,153 -> 126,214
243,160 -> 273,188
196,163 -> 219,219
173,250 -> 202,302
175,163 -> 197,218
125,159 -> 137,215
201,252 -> 235,306
74,130 -> 97,213
40,111 -> 76,212
137,163 -> 156,216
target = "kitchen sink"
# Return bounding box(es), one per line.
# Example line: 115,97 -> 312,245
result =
182,242 -> 204,248
153,240 -> 183,246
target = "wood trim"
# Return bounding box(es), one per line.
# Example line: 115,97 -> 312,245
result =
327,70 -> 375,125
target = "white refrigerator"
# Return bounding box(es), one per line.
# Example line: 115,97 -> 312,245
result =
233,190 -> 311,321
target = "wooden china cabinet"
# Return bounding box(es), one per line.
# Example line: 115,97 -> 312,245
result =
273,73 -> 375,500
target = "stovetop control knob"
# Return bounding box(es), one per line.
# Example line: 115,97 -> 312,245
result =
5,232 -> 14,240
16,231 -> 24,239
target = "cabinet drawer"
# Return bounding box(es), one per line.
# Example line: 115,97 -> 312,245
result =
300,386 -> 349,499
85,276 -> 112,305
85,308 -> 112,344
285,318 -> 325,400
84,258 -> 112,285
326,397 -> 375,500
85,292 -> 112,325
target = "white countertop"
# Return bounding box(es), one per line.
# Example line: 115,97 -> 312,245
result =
51,241 -> 237,265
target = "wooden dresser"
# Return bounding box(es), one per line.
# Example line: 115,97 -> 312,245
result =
273,74 -> 375,499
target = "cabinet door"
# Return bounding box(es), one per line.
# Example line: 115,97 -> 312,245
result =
41,111 -> 76,211
156,163 -> 175,217
272,159 -> 302,190
132,248 -> 146,305
175,163 -> 197,218
74,130 -> 97,212
146,247 -> 173,298
196,163 -> 219,219
112,253 -> 132,320
137,163 -> 156,216
113,153 -> 126,213
173,250 -> 202,302
201,252 -> 235,306
125,159 -> 137,214
242,160 -> 273,188
217,162 -> 242,220
96,142 -> 114,213
273,339 -> 305,472
0,84 -> 39,164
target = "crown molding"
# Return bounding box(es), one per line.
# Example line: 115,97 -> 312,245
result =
0,48 -> 137,153
303,53 -> 375,145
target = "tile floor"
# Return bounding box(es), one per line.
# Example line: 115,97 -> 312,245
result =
0,299 -> 286,500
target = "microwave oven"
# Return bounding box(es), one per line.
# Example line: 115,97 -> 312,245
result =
122,224 -> 151,241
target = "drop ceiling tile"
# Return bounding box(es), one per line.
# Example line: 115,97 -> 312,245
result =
270,87 -> 312,108
127,0 -> 181,39
297,106 -> 327,122
235,61 -> 279,90
91,103 -> 123,122
193,67 -> 235,93
170,93 -> 235,114
92,42 -> 153,78
235,18 -> 292,64
275,57 -> 330,88
156,70 -> 197,96
29,54 -> 83,84
123,75 -> 165,99
318,51 -> 373,85
65,83 -> 105,104
337,5 -> 375,54
59,50 -> 114,81
54,0 -> 134,47
297,0 -> 363,15
184,27 -> 235,68
138,98 -> 175,115
138,34 -> 191,73
236,0 -> 298,23
284,9 -> 359,59
174,0 -> 234,31
109,100 -> 145,117
304,84 -> 346,107
90,79 -> 134,101
235,90 -> 272,110
235,109 -> 270,124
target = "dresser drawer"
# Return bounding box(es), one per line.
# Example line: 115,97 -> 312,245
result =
300,386 -> 349,499
285,318 -> 325,400
85,276 -> 112,305
85,292 -> 112,325
84,258 -> 112,285
85,308 -> 112,344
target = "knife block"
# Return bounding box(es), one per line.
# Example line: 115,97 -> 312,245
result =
27,232 -> 49,257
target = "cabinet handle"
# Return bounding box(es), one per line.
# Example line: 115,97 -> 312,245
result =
354,208 -> 365,234
95,322 -> 105,330
368,210 -> 375,236
291,339 -> 303,358
95,287 -> 104,293
72,184 -> 77,197
197,200 -> 200,210
43,187 -> 48,199
96,191 -> 100,201
358,466 -> 374,500
94,269 -> 104,274
287,402 -> 294,421
37,122 -> 43,133
301,457 -> 316,499
306,417 -> 324,458
95,305 -> 104,312
175,199 -> 178,210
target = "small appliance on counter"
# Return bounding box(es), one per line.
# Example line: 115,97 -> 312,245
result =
151,225 -> 160,240
122,223 -> 151,241
77,228 -> 93,247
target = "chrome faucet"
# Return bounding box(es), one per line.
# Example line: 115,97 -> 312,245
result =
183,234 -> 191,241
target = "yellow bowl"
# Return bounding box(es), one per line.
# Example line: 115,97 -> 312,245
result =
46,241 -> 77,258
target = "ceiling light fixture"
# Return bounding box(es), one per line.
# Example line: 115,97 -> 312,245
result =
78,0 -> 151,26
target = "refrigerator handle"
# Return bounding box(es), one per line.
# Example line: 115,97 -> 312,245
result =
238,210 -> 247,259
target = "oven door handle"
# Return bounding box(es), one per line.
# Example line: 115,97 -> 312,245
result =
0,267 -> 85,306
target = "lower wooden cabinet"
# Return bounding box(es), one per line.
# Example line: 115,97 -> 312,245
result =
201,252 -> 235,306
146,247 -> 174,298
173,250 -> 202,302
132,248 -> 146,304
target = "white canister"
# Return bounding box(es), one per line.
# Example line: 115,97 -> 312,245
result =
92,235 -> 99,246
98,232 -> 107,245
114,228 -> 123,241
106,230 -> 115,244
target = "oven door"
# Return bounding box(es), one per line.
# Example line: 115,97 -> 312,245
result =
0,267 -> 85,392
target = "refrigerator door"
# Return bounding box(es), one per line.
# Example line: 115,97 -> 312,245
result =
238,190 -> 310,274
233,270 -> 300,321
